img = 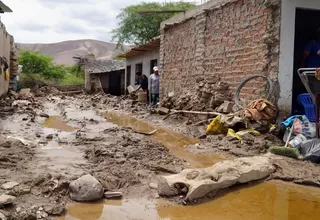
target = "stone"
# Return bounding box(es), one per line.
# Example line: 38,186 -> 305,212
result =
149,182 -> 158,189
157,107 -> 170,115
217,101 -> 234,114
158,156 -> 275,201
0,211 -> 6,220
69,174 -> 104,202
0,194 -> 16,207
168,92 -> 175,98
1,181 -> 19,190
19,88 -> 31,96
44,204 -> 66,216
104,192 -> 122,199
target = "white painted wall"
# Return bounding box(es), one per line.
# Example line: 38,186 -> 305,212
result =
279,0 -> 320,114
124,48 -> 159,92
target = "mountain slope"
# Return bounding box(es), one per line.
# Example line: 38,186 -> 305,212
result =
16,39 -> 126,66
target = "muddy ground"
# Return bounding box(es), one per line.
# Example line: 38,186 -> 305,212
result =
0,88 -> 320,219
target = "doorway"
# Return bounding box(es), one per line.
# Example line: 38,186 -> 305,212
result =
150,59 -> 158,75
126,65 -> 131,87
292,8 -> 320,114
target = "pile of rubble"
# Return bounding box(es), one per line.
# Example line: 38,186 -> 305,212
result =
161,76 -> 232,112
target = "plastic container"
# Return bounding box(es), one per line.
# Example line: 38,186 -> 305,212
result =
298,93 -> 318,122
289,134 -> 307,149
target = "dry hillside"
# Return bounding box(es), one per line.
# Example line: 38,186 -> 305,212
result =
16,39 -> 127,66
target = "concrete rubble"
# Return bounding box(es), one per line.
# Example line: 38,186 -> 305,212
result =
158,156 -> 275,201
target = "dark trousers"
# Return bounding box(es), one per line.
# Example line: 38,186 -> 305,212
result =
151,93 -> 159,106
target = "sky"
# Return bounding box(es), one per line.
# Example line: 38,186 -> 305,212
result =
0,0 -> 201,44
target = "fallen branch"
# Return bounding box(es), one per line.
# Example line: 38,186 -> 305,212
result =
164,109 -> 226,121
192,118 -> 215,126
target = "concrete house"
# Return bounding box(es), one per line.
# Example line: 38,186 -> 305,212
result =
119,36 -> 160,93
82,56 -> 126,95
159,0 -> 320,116
0,1 -> 13,98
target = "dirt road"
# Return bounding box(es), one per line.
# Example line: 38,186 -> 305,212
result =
0,90 -> 320,220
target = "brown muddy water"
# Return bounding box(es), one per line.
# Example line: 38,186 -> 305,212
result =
59,180 -> 320,220
42,116 -> 77,132
43,111 -> 320,220
104,111 -> 223,168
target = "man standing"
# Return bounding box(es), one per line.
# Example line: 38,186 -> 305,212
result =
149,66 -> 160,107
301,27 -> 320,68
135,71 -> 149,103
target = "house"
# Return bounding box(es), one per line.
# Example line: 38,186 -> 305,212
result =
81,55 -> 126,96
0,1 -> 13,98
159,0 -> 320,116
118,36 -> 160,94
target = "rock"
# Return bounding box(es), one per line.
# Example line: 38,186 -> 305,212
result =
39,113 -> 49,118
0,211 -> 6,220
44,204 -> 66,216
69,174 -> 104,202
19,88 -> 31,96
157,107 -> 170,115
104,192 -> 122,199
0,194 -> 16,207
158,156 -> 275,201
149,182 -> 158,189
168,92 -> 175,98
217,101 -> 234,114
1,181 -> 19,190
36,210 -> 48,219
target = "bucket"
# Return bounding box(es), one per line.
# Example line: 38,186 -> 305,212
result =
289,134 -> 307,149
137,91 -> 147,102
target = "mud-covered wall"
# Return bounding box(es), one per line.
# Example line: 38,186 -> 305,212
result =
160,0 -> 281,102
0,21 -> 13,97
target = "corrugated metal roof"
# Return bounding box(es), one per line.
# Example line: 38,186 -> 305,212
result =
118,36 -> 160,59
85,59 -> 125,74
0,1 -> 12,13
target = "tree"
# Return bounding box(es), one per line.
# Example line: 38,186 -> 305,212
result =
112,1 -> 196,46
18,50 -> 65,80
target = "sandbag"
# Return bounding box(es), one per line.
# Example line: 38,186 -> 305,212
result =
298,139 -> 320,164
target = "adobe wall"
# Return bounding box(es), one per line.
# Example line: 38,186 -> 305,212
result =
160,0 -> 281,102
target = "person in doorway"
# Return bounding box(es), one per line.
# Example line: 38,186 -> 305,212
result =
301,27 -> 320,68
135,71 -> 149,103
149,66 -> 160,107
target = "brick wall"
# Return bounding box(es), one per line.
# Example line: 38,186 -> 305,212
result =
160,0 -> 281,102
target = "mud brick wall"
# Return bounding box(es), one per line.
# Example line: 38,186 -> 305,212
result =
160,0 -> 281,102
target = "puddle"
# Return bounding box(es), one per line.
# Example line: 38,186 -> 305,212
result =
60,181 -> 320,220
104,111 -> 223,168
42,116 -> 77,132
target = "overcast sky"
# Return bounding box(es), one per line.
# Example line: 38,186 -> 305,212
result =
0,0 -> 200,44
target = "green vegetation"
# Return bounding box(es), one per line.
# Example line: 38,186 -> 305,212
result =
18,50 -> 84,88
112,1 -> 196,46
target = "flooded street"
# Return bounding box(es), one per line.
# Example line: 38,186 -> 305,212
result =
1,94 -> 320,220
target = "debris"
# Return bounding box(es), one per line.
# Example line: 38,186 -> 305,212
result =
168,92 -> 174,98
149,182 -> 158,189
39,113 -> 49,118
1,182 -> 19,190
104,191 -> 123,199
157,156 -> 275,201
217,101 -> 234,114
19,88 -> 31,96
206,115 -> 227,135
244,99 -> 277,121
69,174 -> 104,202
44,204 -> 66,216
0,194 -> 16,207
157,107 -> 170,115
298,139 -> 320,163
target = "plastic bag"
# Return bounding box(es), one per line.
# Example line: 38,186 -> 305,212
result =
4,69 -> 9,81
298,139 -> 320,164
301,115 -> 316,138
206,115 -> 227,135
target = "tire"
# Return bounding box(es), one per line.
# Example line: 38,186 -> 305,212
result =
235,74 -> 273,109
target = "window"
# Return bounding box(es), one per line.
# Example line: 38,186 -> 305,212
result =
135,63 -> 143,73
150,59 -> 158,74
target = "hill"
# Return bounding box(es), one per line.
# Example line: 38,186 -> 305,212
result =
16,39 -> 126,66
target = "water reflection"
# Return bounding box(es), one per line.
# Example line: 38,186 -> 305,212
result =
60,181 -> 320,220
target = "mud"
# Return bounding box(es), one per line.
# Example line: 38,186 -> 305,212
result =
1,91 -> 320,219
